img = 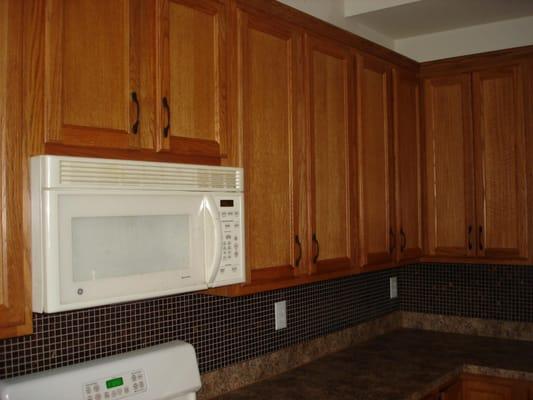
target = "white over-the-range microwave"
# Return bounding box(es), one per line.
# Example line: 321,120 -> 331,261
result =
31,156 -> 245,313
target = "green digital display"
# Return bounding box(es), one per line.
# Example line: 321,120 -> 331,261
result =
106,377 -> 124,389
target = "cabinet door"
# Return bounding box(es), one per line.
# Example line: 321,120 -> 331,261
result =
44,0 -> 143,150
159,0 -> 227,159
472,65 -> 528,259
306,35 -> 357,274
0,0 -> 32,338
423,74 -> 476,257
356,53 -> 396,268
462,378 -> 524,400
237,8 -> 306,283
393,68 -> 423,262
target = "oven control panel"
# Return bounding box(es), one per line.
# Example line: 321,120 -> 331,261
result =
83,369 -> 147,400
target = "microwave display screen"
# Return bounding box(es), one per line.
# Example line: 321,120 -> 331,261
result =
220,200 -> 234,207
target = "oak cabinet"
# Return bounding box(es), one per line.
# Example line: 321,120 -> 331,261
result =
423,65 -> 529,262
0,0 -> 32,339
43,0 -> 145,150
159,0 -> 228,159
472,66 -> 528,259
423,74 -> 476,257
236,6 -> 308,285
462,375 -> 528,400
306,34 -> 358,274
356,53 -> 396,269
393,68 -> 423,262
32,0 -> 226,163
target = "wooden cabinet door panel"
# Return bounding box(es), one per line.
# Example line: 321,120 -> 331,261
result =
237,9 -> 305,281
160,0 -> 227,159
0,0 -> 32,338
393,68 -> 423,262
462,377 -> 525,400
44,0 -> 141,149
356,53 -> 395,267
472,65 -> 528,259
423,74 -> 476,257
306,35 -> 356,274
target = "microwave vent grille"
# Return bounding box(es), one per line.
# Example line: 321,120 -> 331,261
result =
57,159 -> 243,191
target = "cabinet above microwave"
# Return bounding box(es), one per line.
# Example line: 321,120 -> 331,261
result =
31,156 -> 245,313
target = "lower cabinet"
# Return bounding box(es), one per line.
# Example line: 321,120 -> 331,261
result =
425,375 -> 531,400
462,375 -> 529,400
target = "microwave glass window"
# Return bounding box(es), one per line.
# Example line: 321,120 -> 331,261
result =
71,215 -> 190,282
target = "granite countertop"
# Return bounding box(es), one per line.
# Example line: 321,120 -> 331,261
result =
214,329 -> 533,400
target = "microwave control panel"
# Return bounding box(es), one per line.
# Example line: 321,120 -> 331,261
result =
215,195 -> 244,285
83,369 -> 147,400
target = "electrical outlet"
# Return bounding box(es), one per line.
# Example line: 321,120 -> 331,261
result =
389,277 -> 398,299
274,301 -> 287,330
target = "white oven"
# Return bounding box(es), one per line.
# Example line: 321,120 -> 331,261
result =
31,156 -> 245,313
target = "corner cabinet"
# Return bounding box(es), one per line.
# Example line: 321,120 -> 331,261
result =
356,53 -> 396,269
0,0 -> 32,339
423,74 -> 476,257
393,68 -> 423,262
423,64 -> 529,263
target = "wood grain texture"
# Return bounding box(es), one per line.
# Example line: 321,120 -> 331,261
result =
356,52 -> 396,268
234,0 -> 418,71
159,0 -> 226,159
423,74 -> 476,257
306,34 -> 357,273
420,45 -> 533,77
472,65 -> 528,259
0,0 -> 32,338
393,68 -> 423,262
237,7 -> 305,278
462,374 -> 528,400
44,0 -> 138,149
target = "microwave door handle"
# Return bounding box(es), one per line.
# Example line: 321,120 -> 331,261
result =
205,196 -> 223,285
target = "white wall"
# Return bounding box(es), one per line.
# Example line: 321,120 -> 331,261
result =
277,0 -> 394,48
394,15 -> 533,62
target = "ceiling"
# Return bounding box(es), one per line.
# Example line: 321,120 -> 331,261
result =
347,0 -> 533,39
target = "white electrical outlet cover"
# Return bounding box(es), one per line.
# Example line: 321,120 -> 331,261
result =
390,277 -> 398,299
275,301 -> 287,330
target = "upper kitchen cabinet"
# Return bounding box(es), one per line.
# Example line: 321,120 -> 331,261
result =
356,53 -> 396,269
422,62 -> 530,263
305,34 -> 357,275
472,65 -> 528,260
423,74 -> 476,258
393,68 -> 423,262
42,0 -> 148,150
0,0 -> 32,339
235,6 -> 308,289
158,0 -> 228,160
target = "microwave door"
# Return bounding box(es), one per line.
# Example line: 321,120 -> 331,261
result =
48,191 -> 208,312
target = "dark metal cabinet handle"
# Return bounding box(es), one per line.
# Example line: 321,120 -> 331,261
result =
312,233 -> 320,263
294,235 -> 302,268
162,97 -> 170,138
131,91 -> 140,134
389,228 -> 396,254
400,228 -> 406,252
467,225 -> 473,250
479,226 -> 484,251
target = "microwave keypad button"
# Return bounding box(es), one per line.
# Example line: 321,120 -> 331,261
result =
104,393 -> 110,399
95,394 -> 101,400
